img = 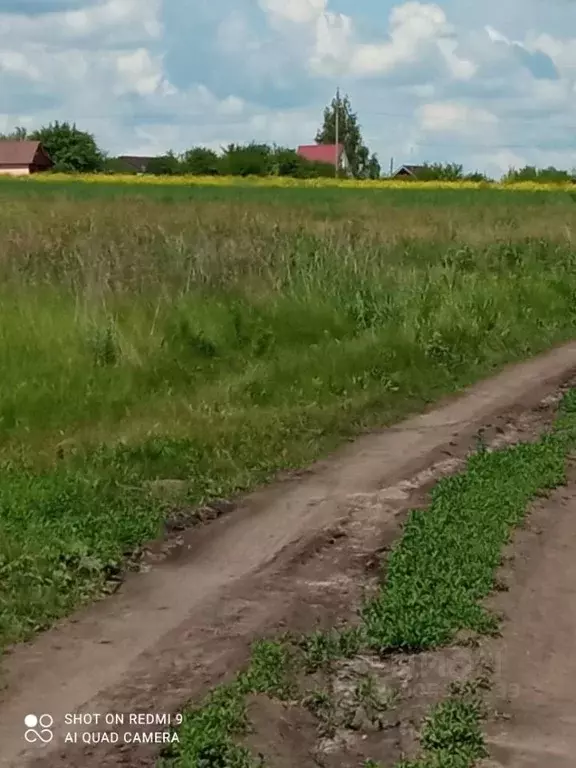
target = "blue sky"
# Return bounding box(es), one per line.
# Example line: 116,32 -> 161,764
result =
0,0 -> 574,176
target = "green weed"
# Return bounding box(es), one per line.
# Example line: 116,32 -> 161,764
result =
298,627 -> 365,672
157,639 -> 294,768
396,692 -> 487,768
362,434 -> 567,652
162,391 -> 576,766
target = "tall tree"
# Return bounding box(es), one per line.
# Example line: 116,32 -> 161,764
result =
0,126 -> 28,140
315,92 -> 380,179
181,147 -> 221,175
221,143 -> 272,176
29,121 -> 104,172
146,151 -> 182,175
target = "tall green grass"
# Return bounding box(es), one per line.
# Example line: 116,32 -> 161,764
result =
1,185 -> 576,651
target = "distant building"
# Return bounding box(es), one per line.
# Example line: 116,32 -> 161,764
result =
117,155 -> 155,173
392,164 -> 427,179
296,143 -> 350,174
0,140 -> 53,176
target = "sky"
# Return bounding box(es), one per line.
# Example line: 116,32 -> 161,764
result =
0,0 -> 574,177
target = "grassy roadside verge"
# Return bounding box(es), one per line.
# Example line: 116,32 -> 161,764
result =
158,389 -> 576,767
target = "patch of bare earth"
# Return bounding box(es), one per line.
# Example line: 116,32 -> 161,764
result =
477,458 -> 576,768
2,345 -> 576,768
236,387 -> 571,768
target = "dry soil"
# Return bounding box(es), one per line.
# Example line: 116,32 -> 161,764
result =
3,343 -> 576,767
483,461 -> 576,767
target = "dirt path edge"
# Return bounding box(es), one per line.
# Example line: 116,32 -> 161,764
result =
3,342 -> 576,768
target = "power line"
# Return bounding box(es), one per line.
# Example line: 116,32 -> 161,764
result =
334,86 -> 339,178
4,96 -> 576,155
356,106 -> 576,123
4,104 -> 576,124
363,137 -> 576,150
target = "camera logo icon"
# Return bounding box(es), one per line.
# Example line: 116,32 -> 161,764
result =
24,714 -> 54,744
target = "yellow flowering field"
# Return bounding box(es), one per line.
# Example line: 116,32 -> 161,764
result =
5,171 -> 576,192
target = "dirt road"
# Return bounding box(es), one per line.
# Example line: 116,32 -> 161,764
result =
3,344 -> 576,768
485,468 -> 576,767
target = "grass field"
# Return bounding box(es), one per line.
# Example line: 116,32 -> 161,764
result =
2,179 -> 576,652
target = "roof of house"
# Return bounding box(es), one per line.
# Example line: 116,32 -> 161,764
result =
394,164 -> 427,176
118,155 -> 155,172
0,140 -> 47,165
296,143 -> 345,165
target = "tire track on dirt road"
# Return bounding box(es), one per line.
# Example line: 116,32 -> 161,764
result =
483,467 -> 576,768
3,343 -> 576,767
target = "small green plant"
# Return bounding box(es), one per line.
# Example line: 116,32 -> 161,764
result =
302,689 -> 332,718
362,434 -> 567,653
157,682 -> 256,767
396,691 -> 487,768
298,627 -> 364,672
89,324 -> 120,366
355,674 -> 396,714
243,638 -> 295,699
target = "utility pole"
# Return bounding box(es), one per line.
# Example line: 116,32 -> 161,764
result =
334,87 -> 340,178
389,156 -> 394,177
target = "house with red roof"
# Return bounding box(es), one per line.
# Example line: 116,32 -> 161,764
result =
0,140 -> 53,176
296,143 -> 350,175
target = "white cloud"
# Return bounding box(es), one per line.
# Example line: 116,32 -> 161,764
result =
418,101 -> 498,132
258,0 -> 326,25
0,0 -> 252,155
63,0 -> 160,36
1,0 -> 576,177
344,3 -> 477,81
437,39 -> 476,80
485,25 -> 514,45
114,49 -> 171,97
0,0 -> 162,45
348,2 -> 447,76
216,12 -> 253,54
490,148 -> 527,173
0,50 -> 41,80
309,11 -> 353,74
218,95 -> 245,116
259,0 -> 478,83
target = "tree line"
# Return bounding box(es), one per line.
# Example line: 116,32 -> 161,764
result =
0,94 -> 382,179
1,96 -> 574,183
0,124 -> 347,177
402,162 -> 576,184
113,144 -> 343,178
